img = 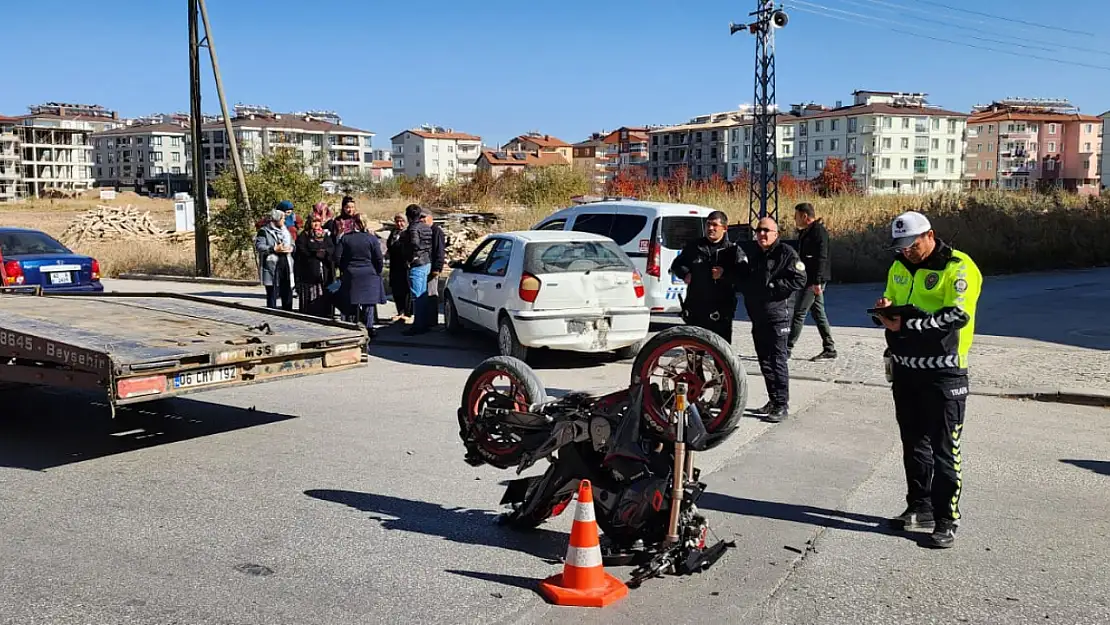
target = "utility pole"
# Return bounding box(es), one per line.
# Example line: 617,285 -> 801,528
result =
188,0 -> 211,277
731,1 -> 789,227
197,0 -> 251,214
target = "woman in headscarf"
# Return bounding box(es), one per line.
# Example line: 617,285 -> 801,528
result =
293,216 -> 336,317
311,201 -> 334,227
327,195 -> 359,240
254,207 -> 296,310
334,213 -> 387,344
385,212 -> 412,321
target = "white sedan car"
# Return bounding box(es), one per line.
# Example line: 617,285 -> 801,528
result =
443,230 -> 651,361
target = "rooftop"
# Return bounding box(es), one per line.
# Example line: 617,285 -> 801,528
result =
200,114 -> 372,135
93,123 -> 190,136
392,127 -> 481,141
505,132 -> 571,149
479,150 -> 569,167
779,102 -> 969,121
969,109 -> 1102,124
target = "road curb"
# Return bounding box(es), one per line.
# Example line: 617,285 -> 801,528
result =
115,273 -> 258,287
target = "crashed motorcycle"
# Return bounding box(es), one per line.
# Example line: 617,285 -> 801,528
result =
456,325 -> 747,586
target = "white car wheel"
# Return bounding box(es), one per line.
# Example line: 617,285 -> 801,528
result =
497,317 -> 528,361
444,294 -> 462,334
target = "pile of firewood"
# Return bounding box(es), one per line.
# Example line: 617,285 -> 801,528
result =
59,205 -> 192,245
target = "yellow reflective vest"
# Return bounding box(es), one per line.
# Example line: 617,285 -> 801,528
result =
882,242 -> 982,370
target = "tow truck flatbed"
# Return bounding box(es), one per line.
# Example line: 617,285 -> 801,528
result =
0,289 -> 367,412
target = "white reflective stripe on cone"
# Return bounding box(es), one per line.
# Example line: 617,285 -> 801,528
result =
564,545 -> 603,568
573,502 -> 596,523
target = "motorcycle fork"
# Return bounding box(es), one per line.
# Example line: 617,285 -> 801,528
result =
666,382 -> 690,545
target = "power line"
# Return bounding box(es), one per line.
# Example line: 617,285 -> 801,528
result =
914,0 -> 1095,37
785,4 -> 1110,72
839,0 -> 1110,57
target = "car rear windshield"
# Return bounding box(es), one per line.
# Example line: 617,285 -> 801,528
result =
660,216 -> 706,250
524,240 -> 635,275
0,231 -> 70,256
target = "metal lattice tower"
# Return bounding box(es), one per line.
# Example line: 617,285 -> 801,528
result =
732,1 -> 787,227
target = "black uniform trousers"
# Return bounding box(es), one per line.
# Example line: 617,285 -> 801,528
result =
752,320 -> 791,407
686,309 -> 734,343
892,368 -> 968,523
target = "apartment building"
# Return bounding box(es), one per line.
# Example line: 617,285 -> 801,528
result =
391,126 -> 482,183
91,123 -> 192,193
200,109 -> 375,182
648,110 -> 750,181
723,114 -> 801,180
965,99 -> 1102,195
0,116 -> 21,201
14,104 -> 118,198
756,91 -> 968,194
572,134 -> 609,191
1100,110 -> 1109,191
501,132 -> 573,164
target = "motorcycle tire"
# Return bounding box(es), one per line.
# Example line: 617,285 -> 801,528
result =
630,325 -> 747,450
459,355 -> 547,469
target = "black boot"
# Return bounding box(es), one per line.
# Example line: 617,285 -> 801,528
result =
749,401 -> 774,416
890,504 -> 934,531
764,404 -> 789,423
927,518 -> 957,548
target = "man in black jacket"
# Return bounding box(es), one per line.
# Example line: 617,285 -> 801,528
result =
423,211 -> 447,329
403,205 -> 435,336
669,211 -> 747,343
737,216 -> 808,422
788,202 -> 837,360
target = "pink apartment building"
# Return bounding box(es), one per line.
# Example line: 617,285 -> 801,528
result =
965,99 -> 1103,195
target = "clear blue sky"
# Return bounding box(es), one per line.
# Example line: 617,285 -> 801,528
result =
3,0 -> 1108,148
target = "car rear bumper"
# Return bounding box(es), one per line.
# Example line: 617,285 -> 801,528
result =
42,283 -> 104,293
644,278 -> 686,313
510,307 -> 650,352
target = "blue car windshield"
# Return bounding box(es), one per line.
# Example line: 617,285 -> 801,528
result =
0,231 -> 71,256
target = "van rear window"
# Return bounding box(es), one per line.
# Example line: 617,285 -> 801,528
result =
660,216 -> 706,249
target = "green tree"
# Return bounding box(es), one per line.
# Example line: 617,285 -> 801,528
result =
210,149 -> 324,263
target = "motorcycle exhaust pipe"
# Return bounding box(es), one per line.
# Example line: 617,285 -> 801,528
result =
666,382 -> 688,545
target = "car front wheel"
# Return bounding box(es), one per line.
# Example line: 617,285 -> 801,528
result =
497,316 -> 529,362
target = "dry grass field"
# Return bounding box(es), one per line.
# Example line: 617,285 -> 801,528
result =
2,186 -> 1108,283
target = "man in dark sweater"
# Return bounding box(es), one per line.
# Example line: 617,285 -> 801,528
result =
403,204 -> 435,336
423,211 -> 447,329
788,202 -> 837,360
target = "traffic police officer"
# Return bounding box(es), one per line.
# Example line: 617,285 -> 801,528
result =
737,216 -> 808,423
873,210 -> 982,549
670,210 -> 746,343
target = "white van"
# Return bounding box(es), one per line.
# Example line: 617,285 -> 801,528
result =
532,199 -> 716,313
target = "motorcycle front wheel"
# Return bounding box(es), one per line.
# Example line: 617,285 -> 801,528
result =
631,325 -> 747,450
459,355 -> 547,470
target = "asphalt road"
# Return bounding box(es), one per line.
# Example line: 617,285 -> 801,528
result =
1,274 -> 1107,624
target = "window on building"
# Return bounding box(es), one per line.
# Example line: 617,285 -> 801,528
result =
830,138 -> 840,152
947,139 -> 956,153
1048,142 -> 1056,152
931,138 -> 939,150
814,159 -> 824,171
881,158 -> 890,170
831,119 -> 839,131
847,137 -> 856,153
847,157 -> 856,169
932,118 -> 941,130
900,158 -> 908,170
848,118 -> 857,133
914,157 -> 927,173
815,121 -> 823,132
882,117 -> 892,129
1049,124 -> 1057,134
815,140 -> 823,152
901,138 -> 910,149
946,159 -> 955,173
948,120 -> 958,134
930,158 -> 938,170
883,137 -> 892,149
782,144 -> 791,156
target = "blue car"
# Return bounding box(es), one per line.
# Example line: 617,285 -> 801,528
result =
0,227 -> 104,293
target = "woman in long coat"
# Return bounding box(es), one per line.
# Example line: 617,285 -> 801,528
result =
254,208 -> 296,310
334,213 -> 387,340
385,212 -> 411,321
293,217 -> 336,317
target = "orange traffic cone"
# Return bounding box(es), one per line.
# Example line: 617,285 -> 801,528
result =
538,479 -> 629,607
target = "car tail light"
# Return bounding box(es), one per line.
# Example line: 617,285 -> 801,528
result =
646,237 -> 661,278
117,375 -> 166,399
3,260 -> 24,286
519,272 -> 541,303
91,259 -> 101,281
632,270 -> 645,299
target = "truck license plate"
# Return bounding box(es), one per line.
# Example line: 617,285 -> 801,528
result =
172,366 -> 237,389
49,272 -> 73,285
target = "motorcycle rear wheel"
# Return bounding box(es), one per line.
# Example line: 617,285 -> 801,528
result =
631,325 -> 747,449
459,356 -> 547,469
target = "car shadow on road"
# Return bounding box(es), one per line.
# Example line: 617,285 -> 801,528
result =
1060,459 -> 1110,476
368,332 -> 625,371
304,489 -> 570,561
0,387 -> 295,471
699,492 -> 914,541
